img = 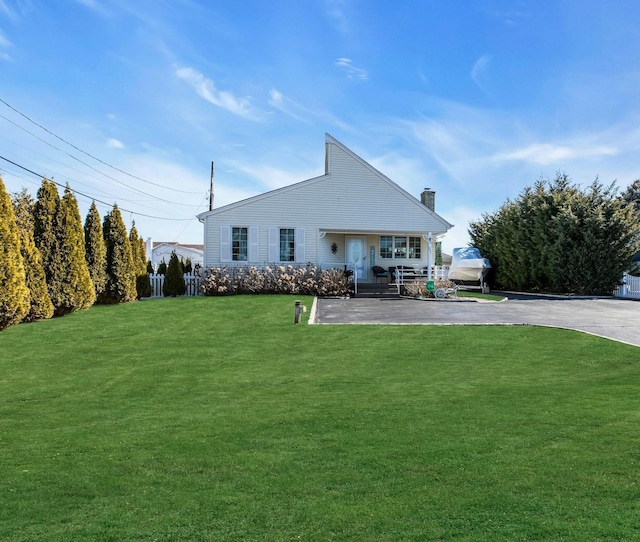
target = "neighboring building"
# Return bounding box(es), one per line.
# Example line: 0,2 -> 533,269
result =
146,240 -> 204,269
197,133 -> 453,282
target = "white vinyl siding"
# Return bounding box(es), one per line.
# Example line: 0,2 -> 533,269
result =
220,226 -> 231,262
295,227 -> 305,263
201,136 -> 452,267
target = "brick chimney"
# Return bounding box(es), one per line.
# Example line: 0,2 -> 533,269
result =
420,188 -> 435,211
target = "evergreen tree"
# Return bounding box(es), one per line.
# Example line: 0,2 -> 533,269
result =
469,174 -> 639,295
157,260 -> 167,275
146,260 -> 155,274
53,185 -> 95,315
84,201 -> 107,299
163,251 -> 186,297
129,221 -> 151,299
11,188 -> 54,322
0,176 -> 29,330
101,204 -> 136,303
33,178 -> 62,306
620,179 -> 640,219
184,258 -> 193,273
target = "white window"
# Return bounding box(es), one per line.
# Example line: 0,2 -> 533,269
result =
232,227 -> 248,261
221,226 -> 258,262
279,228 -> 295,262
380,235 -> 421,259
269,227 -> 305,262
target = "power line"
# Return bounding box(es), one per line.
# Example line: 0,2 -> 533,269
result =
0,112 -> 202,207
0,154 -> 196,221
0,133 -> 206,210
0,97 -> 204,195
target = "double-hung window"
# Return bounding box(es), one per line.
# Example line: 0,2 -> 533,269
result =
380,235 -> 422,259
232,227 -> 248,261
279,228 -> 295,262
380,236 -> 393,259
409,236 -> 421,259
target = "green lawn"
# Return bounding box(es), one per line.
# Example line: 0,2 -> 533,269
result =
1,296 -> 639,541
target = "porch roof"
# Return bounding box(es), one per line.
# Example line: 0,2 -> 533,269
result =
319,227 -> 447,237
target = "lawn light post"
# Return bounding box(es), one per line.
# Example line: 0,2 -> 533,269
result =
294,300 -> 302,324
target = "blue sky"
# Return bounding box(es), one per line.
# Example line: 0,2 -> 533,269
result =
2,0 -> 640,252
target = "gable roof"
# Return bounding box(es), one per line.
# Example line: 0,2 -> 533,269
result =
153,242 -> 204,251
197,133 -> 452,231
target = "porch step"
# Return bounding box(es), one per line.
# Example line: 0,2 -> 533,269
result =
354,283 -> 400,299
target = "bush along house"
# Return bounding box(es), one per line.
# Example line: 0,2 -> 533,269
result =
197,134 -> 453,283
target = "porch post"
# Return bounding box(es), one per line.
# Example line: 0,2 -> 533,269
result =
427,231 -> 433,280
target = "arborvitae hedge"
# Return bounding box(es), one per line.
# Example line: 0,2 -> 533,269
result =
129,222 -> 151,299
11,189 -> 54,322
84,201 -> 107,300
163,251 -> 186,297
33,178 -> 62,306
469,174 -> 640,295
52,185 -> 95,315
101,204 -> 136,303
0,176 -> 30,330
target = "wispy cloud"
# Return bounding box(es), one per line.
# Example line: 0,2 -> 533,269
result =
323,0 -> 350,34
106,138 -> 124,149
72,0 -> 100,9
335,58 -> 368,80
0,0 -> 18,20
175,66 -> 259,120
229,162 -> 319,192
268,88 -> 353,131
0,29 -> 10,47
470,54 -> 491,91
495,143 -> 618,165
268,89 -> 307,122
0,29 -> 11,61
71,0 -> 110,16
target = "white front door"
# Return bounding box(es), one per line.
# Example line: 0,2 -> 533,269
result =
346,237 -> 367,280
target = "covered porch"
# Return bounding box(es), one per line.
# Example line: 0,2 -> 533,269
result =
317,228 -> 449,284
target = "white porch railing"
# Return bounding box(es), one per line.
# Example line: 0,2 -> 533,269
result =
148,272 -> 203,298
393,266 -> 451,294
614,273 -> 640,299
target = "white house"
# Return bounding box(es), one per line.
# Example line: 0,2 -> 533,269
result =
145,240 -> 204,269
197,134 -> 453,283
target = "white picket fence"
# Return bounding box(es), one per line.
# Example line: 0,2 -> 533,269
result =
146,269 -> 639,299
613,273 -> 640,299
148,272 -> 203,298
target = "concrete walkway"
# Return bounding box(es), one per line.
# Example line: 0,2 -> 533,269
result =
315,294 -> 640,347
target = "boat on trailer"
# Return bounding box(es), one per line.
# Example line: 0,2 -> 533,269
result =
448,247 -> 492,292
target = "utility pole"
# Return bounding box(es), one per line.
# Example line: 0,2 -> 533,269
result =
209,161 -> 214,211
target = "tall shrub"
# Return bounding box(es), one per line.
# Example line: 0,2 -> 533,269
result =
53,185 -> 95,315
129,222 -> 151,299
163,252 -> 186,297
469,174 -> 640,294
0,176 -> 29,329
101,204 -> 136,303
33,178 -> 63,306
11,188 -> 54,322
84,201 -> 107,300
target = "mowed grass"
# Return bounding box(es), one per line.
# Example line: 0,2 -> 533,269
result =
1,296 -> 640,541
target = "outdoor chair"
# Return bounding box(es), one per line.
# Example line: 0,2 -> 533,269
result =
372,265 -> 388,283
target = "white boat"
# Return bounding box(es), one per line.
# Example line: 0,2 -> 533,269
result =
448,247 -> 491,283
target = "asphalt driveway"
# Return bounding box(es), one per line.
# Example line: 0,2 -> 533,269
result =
314,294 -> 640,347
